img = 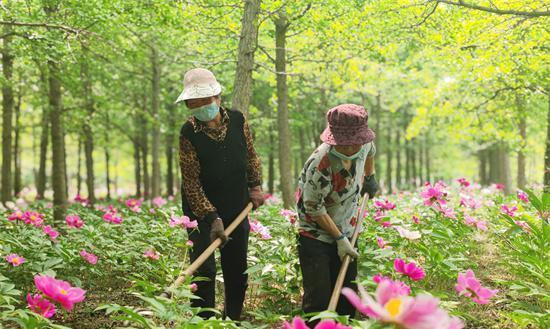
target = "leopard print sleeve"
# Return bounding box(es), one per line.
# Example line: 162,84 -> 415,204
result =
243,119 -> 262,188
179,135 -> 217,220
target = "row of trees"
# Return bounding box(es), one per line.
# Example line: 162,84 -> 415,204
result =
1,0 -> 548,220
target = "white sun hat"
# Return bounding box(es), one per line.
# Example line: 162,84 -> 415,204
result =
175,68 -> 222,103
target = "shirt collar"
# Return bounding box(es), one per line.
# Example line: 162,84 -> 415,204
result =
189,106 -> 229,133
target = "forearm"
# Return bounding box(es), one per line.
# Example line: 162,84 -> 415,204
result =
364,156 -> 375,176
312,213 -> 342,239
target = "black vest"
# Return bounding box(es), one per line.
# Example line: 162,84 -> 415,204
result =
180,109 -> 250,224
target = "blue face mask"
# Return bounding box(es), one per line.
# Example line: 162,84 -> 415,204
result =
193,102 -> 219,122
330,145 -> 365,161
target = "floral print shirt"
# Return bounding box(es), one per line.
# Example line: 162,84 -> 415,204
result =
296,142 -> 376,244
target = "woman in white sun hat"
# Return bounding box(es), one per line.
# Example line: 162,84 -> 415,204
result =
176,68 -> 264,320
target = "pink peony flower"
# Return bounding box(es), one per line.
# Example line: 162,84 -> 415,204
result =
373,210 -> 388,222
80,250 -> 98,265
493,183 -> 505,190
455,269 -> 498,304
394,258 -> 425,281
42,225 -> 59,241
420,182 -> 448,209
456,178 -> 470,187
152,196 -> 167,208
514,220 -> 532,233
440,206 -> 456,219
169,215 -> 198,229
517,190 -> 529,203
66,214 -> 84,229
377,237 -> 389,249
23,211 -> 45,227
372,275 -> 411,295
459,196 -> 482,210
189,283 -> 198,292
284,316 -> 351,329
102,207 -> 123,224
125,198 -> 142,212
342,281 -> 463,329
186,240 -> 194,247
374,199 -> 397,211
73,194 -> 89,206
27,293 -> 56,318
280,209 -> 297,224
500,204 -> 518,217
5,253 -> 25,266
7,210 -> 24,221
143,249 -> 160,260
381,221 -> 392,228
250,219 -> 271,239
463,215 -> 488,231
411,215 -> 420,224
394,226 -> 421,240
34,275 -> 86,311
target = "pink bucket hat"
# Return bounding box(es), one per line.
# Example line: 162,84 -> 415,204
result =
320,104 -> 375,146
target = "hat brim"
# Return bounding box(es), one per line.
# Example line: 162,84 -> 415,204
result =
320,125 -> 375,146
175,83 -> 222,104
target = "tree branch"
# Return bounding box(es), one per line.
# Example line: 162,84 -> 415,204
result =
438,0 -> 550,17
0,20 -> 89,34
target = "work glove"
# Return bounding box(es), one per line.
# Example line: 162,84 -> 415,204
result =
249,186 -> 265,210
336,236 -> 359,261
361,174 -> 379,199
210,218 -> 228,246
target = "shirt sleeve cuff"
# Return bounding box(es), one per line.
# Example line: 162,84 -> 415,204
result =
203,211 -> 219,225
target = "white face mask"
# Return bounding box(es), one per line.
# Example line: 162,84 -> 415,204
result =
330,145 -> 365,161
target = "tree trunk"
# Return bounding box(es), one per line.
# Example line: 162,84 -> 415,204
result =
105,145 -> 111,200
499,143 -> 512,194
37,101 -> 49,199
1,24 -> 14,203
141,108 -> 150,198
418,136 -> 424,184
151,46 -> 161,198
488,145 -> 500,184
231,0 -> 260,116
405,144 -> 411,188
268,127 -> 275,194
478,149 -> 488,185
424,134 -> 431,183
48,59 -> 67,221
275,11 -> 294,207
81,58 -> 96,204
77,138 -> 82,196
385,125 -> 392,194
517,94 -> 527,190
13,91 -> 22,196
134,138 -> 142,197
544,97 -> 550,192
395,128 -> 401,189
411,139 -> 417,187
165,103 -> 176,197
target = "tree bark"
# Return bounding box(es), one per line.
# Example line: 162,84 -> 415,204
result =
81,58 -> 96,204
478,149 -> 488,185
48,59 -> 67,221
165,102 -> 176,197
374,93 -> 382,177
1,24 -> 14,203
411,139 -> 417,187
268,123 -> 275,194
231,0 -> 260,116
424,134 -> 431,183
517,94 -> 527,190
151,46 -> 161,198
544,97 -> 550,192
37,100 -> 49,199
274,11 -> 294,207
385,125 -> 392,194
140,106 -> 150,198
77,138 -> 82,196
134,138 -> 142,197
499,143 -> 512,194
395,128 -> 401,189
13,90 -> 22,196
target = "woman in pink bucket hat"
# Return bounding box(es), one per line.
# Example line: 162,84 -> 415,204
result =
295,104 -> 378,326
176,68 -> 264,320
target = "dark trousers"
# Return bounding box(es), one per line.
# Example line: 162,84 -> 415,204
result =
187,217 -> 249,320
298,235 -> 357,326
